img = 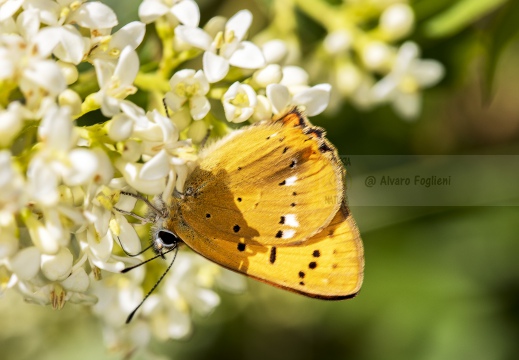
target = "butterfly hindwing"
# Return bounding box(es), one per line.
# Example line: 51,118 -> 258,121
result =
166,201 -> 363,299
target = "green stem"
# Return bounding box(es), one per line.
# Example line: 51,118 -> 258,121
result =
294,0 -> 341,30
134,72 -> 170,93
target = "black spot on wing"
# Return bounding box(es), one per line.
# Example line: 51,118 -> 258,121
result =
237,243 -> 246,251
270,247 -> 277,264
319,142 -> 333,153
309,262 -> 317,269
313,250 -> 320,257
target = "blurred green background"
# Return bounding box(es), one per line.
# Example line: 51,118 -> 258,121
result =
2,0 -> 519,359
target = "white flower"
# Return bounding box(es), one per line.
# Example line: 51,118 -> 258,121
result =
0,152 -> 24,218
27,105 -> 98,206
17,267 -> 95,308
324,30 -> 353,56
93,46 -> 139,117
379,3 -> 414,40
0,215 -> 18,261
114,107 -> 195,195
362,41 -> 394,72
24,0 -> 117,29
335,62 -> 363,97
141,253 -> 224,340
0,102 -> 25,147
280,65 -> 309,93
251,64 -> 282,88
222,82 -> 257,123
88,21 -> 146,62
267,83 -> 331,117
372,41 -> 445,120
34,24 -> 87,65
176,10 -> 265,83
252,94 -> 272,122
139,0 -> 200,27
0,33 -> 66,108
164,69 -> 210,121
278,64 -> 331,114
0,0 -> 24,22
261,39 -> 288,64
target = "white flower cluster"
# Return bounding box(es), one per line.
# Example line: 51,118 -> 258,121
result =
0,0 -> 331,356
0,0 -> 447,356
302,0 -> 445,120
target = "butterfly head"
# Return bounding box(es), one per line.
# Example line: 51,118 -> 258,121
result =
152,229 -> 180,259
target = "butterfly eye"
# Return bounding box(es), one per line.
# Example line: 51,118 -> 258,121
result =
156,230 -> 179,248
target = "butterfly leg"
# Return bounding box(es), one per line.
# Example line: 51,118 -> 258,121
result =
113,206 -> 152,224
120,191 -> 164,217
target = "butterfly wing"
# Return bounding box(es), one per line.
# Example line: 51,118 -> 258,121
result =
175,109 -> 345,246
167,203 -> 364,299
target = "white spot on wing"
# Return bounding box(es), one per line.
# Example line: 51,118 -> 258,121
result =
285,176 -> 297,186
283,229 -> 296,239
284,214 -> 299,227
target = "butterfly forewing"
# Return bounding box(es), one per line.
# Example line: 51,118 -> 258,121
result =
175,110 -> 344,246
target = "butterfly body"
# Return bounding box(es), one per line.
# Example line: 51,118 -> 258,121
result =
161,108 -> 364,299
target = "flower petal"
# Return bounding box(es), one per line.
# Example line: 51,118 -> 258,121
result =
138,0 -> 169,24
116,159 -> 166,195
226,10 -> 252,41
266,84 -> 290,114
203,51 -> 229,83
108,113 -> 134,141
190,95 -> 210,120
175,25 -> 212,50
41,247 -> 73,281
64,148 -> 98,186
23,60 -> 66,97
0,0 -> 24,22
292,83 -> 331,116
61,267 -> 89,292
393,92 -> 421,120
110,21 -> 146,51
87,227 -> 113,264
10,246 -> 41,280
171,0 -> 200,27
70,1 -> 118,29
228,41 -> 265,69
164,92 -> 186,112
114,47 -> 139,86
140,149 -> 170,181
412,60 -> 445,88
115,213 -> 142,255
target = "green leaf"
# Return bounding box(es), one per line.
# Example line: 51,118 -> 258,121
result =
483,0 -> 519,101
423,0 -> 509,38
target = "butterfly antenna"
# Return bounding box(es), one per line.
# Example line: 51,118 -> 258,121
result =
125,245 -> 179,323
162,97 -> 170,118
116,236 -> 153,257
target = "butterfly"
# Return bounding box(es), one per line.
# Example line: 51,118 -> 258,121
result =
121,108 -> 364,322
